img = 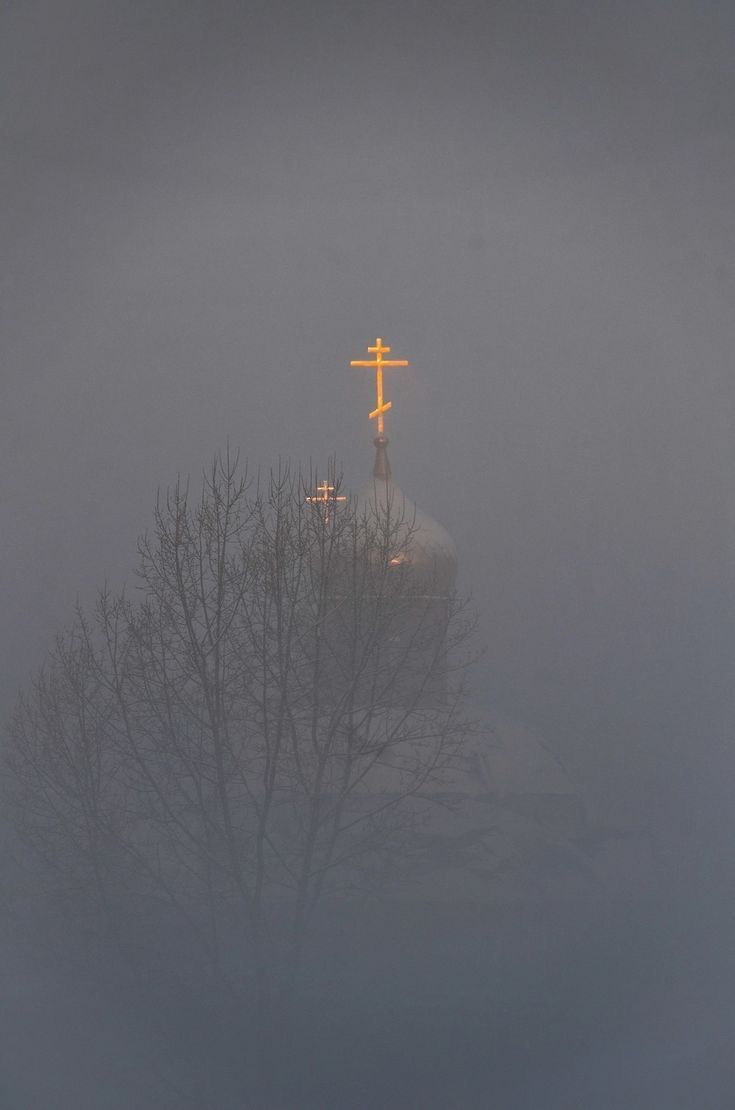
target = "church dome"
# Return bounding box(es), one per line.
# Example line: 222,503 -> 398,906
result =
354,435 -> 457,587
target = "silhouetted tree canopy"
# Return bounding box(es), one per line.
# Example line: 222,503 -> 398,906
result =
4,453 -> 475,1033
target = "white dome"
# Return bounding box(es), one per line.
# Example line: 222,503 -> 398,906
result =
352,436 -> 457,582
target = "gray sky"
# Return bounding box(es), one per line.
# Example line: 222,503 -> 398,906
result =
2,0 -> 735,829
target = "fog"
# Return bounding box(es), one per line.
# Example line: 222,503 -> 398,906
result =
2,1 -> 735,1106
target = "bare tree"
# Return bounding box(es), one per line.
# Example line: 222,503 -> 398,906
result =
4,451 -> 475,1093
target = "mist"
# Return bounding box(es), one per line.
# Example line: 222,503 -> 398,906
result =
2,1 -> 735,1106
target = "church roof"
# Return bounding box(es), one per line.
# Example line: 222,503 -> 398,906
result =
347,337 -> 456,580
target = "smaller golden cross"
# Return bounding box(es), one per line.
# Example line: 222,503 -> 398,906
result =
306,480 -> 347,524
350,337 -> 409,436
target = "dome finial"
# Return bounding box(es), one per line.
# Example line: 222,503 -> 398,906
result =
373,434 -> 391,481
350,337 -> 409,439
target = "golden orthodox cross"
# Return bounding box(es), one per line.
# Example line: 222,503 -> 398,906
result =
306,480 -> 347,524
350,337 -> 409,437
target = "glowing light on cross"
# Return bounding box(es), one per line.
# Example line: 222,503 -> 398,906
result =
350,337 -> 409,437
306,480 -> 347,524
